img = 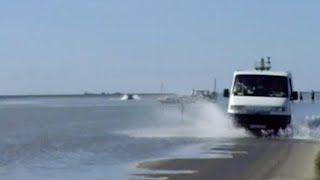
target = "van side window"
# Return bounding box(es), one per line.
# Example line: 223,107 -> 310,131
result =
289,78 -> 293,93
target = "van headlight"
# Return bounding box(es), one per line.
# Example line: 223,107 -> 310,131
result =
230,105 -> 245,111
271,106 -> 286,112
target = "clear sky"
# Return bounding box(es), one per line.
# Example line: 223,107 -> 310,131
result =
0,0 -> 319,94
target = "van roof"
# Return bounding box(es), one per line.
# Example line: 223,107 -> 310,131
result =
234,70 -> 291,77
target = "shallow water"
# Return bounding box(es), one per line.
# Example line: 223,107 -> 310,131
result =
0,97 -> 318,179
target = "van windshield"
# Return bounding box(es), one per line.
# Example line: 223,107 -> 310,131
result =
233,75 -> 289,97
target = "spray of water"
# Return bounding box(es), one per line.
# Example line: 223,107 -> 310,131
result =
119,102 -> 247,138
285,102 -> 320,140
292,114 -> 320,140
120,94 -> 140,101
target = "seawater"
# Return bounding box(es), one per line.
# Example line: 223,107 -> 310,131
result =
0,97 -> 318,179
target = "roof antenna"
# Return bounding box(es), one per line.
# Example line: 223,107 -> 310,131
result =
255,56 -> 271,71
266,56 -> 271,70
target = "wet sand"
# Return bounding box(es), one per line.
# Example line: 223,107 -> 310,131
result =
135,138 -> 320,180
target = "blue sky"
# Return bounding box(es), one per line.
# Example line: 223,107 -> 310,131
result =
0,0 -> 319,94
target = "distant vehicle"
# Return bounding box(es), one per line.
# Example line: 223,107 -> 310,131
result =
192,90 -> 217,101
158,95 -> 195,104
158,89 -> 216,104
224,57 -> 298,134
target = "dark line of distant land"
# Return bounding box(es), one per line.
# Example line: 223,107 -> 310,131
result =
0,93 -> 176,99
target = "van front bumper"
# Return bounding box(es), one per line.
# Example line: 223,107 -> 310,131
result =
230,114 -> 291,130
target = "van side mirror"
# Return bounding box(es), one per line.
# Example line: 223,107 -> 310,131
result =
223,89 -> 230,98
291,91 -> 298,100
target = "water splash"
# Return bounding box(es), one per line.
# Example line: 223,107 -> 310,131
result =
292,114 -> 320,140
118,102 -> 247,138
120,94 -> 141,101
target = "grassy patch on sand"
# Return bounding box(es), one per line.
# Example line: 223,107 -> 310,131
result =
315,151 -> 320,179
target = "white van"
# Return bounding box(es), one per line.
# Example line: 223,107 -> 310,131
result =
224,59 -> 298,133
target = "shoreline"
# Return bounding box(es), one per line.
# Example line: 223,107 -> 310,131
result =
135,138 -> 320,180
0,93 -> 175,99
